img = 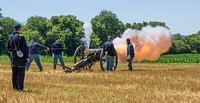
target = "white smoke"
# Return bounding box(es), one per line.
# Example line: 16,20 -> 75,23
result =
82,22 -> 93,49
113,26 -> 172,62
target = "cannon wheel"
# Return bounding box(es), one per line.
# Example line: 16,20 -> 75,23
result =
100,49 -> 118,71
74,45 -> 85,64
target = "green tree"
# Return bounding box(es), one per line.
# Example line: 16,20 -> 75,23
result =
90,33 -> 102,48
91,10 -> 124,45
24,16 -> 49,39
132,22 -> 144,30
168,33 -> 191,54
132,21 -> 167,30
22,16 -> 49,55
0,17 -> 16,54
169,40 -> 191,54
185,33 -> 200,53
124,23 -> 132,29
47,15 -> 83,56
173,33 -> 183,40
149,21 -> 167,27
0,8 -> 3,53
0,8 -> 2,28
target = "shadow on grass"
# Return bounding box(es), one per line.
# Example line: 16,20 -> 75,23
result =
15,89 -> 36,93
120,69 -> 183,72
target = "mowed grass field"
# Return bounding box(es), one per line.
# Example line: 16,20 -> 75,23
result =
0,62 -> 200,103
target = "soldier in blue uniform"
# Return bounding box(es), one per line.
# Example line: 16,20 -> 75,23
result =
7,23 -> 29,91
52,37 -> 65,70
126,38 -> 135,71
26,39 -> 49,71
103,36 -> 116,71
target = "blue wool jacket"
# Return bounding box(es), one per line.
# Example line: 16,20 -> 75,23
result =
7,32 -> 29,67
28,42 -> 48,54
127,43 -> 135,57
103,41 -> 116,56
52,42 -> 63,55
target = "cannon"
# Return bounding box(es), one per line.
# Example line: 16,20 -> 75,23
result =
64,45 -> 118,72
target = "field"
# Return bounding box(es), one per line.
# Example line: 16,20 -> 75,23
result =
0,62 -> 200,103
1,54 -> 200,63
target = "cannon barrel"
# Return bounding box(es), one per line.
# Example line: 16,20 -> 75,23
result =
84,49 -> 102,56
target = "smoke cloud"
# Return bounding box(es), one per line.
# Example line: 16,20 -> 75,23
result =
82,22 -> 93,49
113,26 -> 172,63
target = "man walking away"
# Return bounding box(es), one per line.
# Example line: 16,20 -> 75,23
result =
52,37 -> 65,70
103,36 -> 116,71
126,38 -> 135,71
26,39 -> 49,71
7,23 -> 29,91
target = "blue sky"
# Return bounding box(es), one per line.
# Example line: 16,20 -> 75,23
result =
0,0 -> 200,35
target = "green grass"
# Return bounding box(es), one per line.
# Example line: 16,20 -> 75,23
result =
0,55 -> 74,62
1,54 -> 200,63
141,54 -> 200,63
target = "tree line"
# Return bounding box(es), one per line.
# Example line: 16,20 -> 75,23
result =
0,8 -> 199,56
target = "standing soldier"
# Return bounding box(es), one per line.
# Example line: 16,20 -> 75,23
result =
126,38 -> 135,71
103,36 -> 116,71
26,39 -> 49,71
52,37 -> 65,70
7,23 -> 29,91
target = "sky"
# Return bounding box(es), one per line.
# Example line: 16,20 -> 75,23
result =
0,0 -> 200,35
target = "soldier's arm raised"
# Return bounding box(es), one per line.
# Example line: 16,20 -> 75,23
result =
37,43 -> 49,50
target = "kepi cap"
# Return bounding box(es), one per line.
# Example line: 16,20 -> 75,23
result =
55,37 -> 59,40
126,38 -> 131,42
14,23 -> 21,29
108,36 -> 112,41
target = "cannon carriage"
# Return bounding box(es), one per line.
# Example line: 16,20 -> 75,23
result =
65,45 -> 118,72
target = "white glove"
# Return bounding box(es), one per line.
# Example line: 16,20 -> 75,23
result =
127,55 -> 130,61
105,51 -> 108,58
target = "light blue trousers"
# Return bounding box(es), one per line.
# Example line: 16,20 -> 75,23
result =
53,55 -> 65,69
106,55 -> 114,71
26,54 -> 43,71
